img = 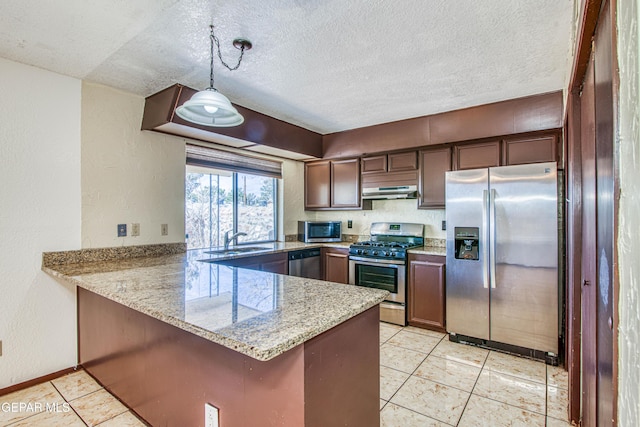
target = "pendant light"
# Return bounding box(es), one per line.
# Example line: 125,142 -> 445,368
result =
176,25 -> 251,127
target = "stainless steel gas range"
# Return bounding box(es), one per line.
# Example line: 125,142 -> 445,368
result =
348,222 -> 424,326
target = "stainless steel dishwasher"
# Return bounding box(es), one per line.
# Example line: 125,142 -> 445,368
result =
288,248 -> 322,279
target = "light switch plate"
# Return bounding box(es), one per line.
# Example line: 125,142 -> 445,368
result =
161,224 -> 168,236
0,340 -> 3,356
131,223 -> 140,237
205,403 -> 219,427
117,224 -> 127,237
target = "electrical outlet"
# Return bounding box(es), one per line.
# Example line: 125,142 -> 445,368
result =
161,224 -> 168,236
441,220 -> 446,231
347,220 -> 353,229
205,403 -> 219,427
117,224 -> 127,237
131,223 -> 140,237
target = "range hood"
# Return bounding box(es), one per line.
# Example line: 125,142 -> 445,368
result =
362,185 -> 418,200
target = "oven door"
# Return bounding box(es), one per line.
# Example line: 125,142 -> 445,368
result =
348,256 -> 406,304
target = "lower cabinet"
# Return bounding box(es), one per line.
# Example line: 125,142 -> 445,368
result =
216,252 -> 288,275
407,254 -> 446,331
322,247 -> 350,284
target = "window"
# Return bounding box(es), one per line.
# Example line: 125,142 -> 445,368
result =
185,166 -> 277,249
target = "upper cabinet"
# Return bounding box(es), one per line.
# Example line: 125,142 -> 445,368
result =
419,147 -> 451,209
362,152 -> 417,174
304,161 -> 331,209
331,158 -> 361,208
454,133 -> 560,171
502,134 -> 559,166
453,140 -> 501,170
305,159 -> 371,210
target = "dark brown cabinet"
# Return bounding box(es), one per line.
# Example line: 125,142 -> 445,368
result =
388,152 -> 418,171
304,161 -> 331,209
407,254 -> 445,332
361,155 -> 387,174
322,247 -> 350,284
305,159 -> 370,210
361,151 -> 417,174
503,134 -> 558,165
418,147 -> 451,209
215,252 -> 288,275
331,159 -> 361,208
453,140 -> 501,170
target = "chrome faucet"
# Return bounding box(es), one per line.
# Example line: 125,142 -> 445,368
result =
224,230 -> 247,250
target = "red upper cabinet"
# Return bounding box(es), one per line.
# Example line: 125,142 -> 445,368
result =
503,134 -> 559,166
453,140 -> 501,170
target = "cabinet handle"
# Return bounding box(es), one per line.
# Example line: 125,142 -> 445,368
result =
583,280 -> 590,287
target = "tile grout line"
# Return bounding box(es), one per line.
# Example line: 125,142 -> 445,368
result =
454,346 -> 490,426
381,330 -> 462,425
466,352 -> 548,420
49,379 -> 90,427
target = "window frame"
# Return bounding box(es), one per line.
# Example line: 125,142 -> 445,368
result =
185,167 -> 278,250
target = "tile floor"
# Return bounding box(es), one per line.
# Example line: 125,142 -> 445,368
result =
0,370 -> 147,426
379,322 -> 572,427
0,322 -> 571,427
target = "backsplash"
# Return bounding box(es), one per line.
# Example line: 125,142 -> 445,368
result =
284,234 -> 445,247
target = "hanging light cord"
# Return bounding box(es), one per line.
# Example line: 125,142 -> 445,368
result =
208,25 -> 247,90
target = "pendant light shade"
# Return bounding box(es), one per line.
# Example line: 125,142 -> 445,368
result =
175,88 -> 244,127
175,25 -> 251,128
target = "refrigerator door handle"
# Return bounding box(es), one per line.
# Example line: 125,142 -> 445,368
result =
482,189 -> 489,288
489,188 -> 497,289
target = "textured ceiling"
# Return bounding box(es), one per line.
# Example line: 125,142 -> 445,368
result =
0,0 -> 575,134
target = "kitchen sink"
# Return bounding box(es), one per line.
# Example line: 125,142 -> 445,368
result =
204,246 -> 271,255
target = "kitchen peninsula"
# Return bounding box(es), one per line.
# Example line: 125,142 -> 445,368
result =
43,243 -> 388,427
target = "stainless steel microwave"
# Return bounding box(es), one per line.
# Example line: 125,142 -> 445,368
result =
298,221 -> 342,243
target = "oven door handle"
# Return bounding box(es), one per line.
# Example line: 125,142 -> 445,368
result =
348,256 -> 405,266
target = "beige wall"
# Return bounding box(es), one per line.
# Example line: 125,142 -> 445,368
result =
81,83 -> 185,248
0,58 -> 81,388
616,0 -> 640,423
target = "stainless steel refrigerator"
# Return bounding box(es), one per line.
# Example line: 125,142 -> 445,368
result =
445,162 -> 559,354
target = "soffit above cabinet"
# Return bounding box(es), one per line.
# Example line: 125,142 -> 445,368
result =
142,84 -> 323,161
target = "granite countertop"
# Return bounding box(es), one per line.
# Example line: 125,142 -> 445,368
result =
43,244 -> 387,362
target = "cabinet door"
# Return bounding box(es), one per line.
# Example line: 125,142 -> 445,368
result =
260,260 -> 287,274
260,254 -> 288,275
361,155 -> 387,174
305,161 -> 331,209
388,151 -> 418,171
454,140 -> 501,170
322,248 -> 349,284
408,255 -> 446,331
331,159 -> 361,208
503,134 -> 558,165
418,147 -> 451,209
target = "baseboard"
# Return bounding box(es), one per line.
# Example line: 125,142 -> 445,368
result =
0,366 -> 78,397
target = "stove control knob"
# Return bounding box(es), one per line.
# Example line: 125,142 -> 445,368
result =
384,251 -> 391,257
372,250 -> 378,256
390,252 -> 396,257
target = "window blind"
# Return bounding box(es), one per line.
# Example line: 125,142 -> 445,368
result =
186,144 -> 282,179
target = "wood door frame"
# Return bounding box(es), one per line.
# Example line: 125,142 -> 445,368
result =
565,0 -> 621,425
